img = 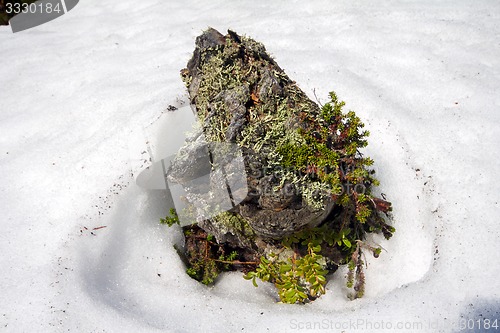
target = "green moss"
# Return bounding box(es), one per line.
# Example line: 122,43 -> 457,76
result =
160,208 -> 180,227
181,224 -> 254,286
186,257 -> 219,285
277,144 -> 314,169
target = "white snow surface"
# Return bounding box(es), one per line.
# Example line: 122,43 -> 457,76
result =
1,0 -> 500,332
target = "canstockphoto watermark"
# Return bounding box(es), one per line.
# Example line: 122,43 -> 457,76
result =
289,317 -> 500,331
5,0 -> 79,33
289,318 -> 427,331
129,104 -> 377,226
129,105 -> 249,226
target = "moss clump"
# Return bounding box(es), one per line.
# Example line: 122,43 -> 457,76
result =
181,224 -> 258,285
160,208 -> 180,227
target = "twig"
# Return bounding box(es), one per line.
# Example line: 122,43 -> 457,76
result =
92,226 -> 107,230
213,259 -> 259,265
312,88 -> 323,107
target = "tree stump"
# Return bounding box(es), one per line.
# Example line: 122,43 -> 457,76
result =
167,28 -> 394,302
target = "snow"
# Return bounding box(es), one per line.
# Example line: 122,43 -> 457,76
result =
1,0 -> 500,332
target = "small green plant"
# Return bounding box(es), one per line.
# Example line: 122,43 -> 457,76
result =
282,224 -> 353,249
244,244 -> 328,304
160,208 -> 180,227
